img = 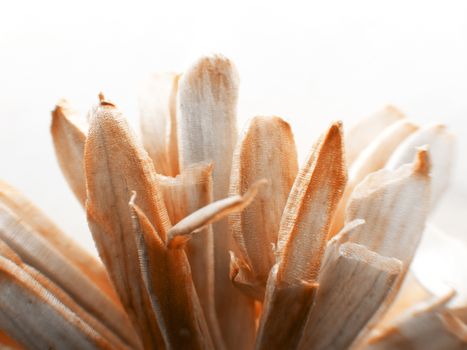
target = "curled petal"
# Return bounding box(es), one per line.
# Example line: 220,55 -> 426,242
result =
167,179 -> 267,248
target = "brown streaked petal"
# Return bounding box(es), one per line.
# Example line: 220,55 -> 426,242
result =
256,122 -> 347,349
229,116 -> 298,300
178,54 -> 255,349
51,100 -> 87,206
85,97 -> 170,349
0,256 -> 123,350
366,293 -> 467,349
276,121 -> 347,284
139,72 -> 180,176
346,105 -> 405,166
0,179 -> 119,304
298,241 -> 402,350
0,203 -> 138,348
386,124 -> 455,209
329,120 -> 418,238
156,163 -> 225,349
167,179 -> 266,248
129,195 -> 214,350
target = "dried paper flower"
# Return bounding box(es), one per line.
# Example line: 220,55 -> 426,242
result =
0,54 -> 463,350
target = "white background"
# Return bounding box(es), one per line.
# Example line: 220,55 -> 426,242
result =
0,0 -> 466,253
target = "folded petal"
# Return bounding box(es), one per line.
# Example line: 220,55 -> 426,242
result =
85,96 -> 170,348
229,116 -> 298,300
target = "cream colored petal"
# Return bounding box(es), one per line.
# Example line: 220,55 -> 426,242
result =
129,196 -> 214,350
0,256 -> 121,350
386,124 -> 455,208
229,116 -> 298,299
343,149 -> 431,347
178,54 -> 254,349
139,72 -> 180,176
346,148 -> 431,264
167,179 -> 266,248
366,293 -> 467,349
346,105 -> 405,166
157,163 -> 225,349
329,120 -> 418,237
85,97 -> 170,349
0,179 -> 119,304
256,122 -> 347,350
51,100 -> 87,206
0,203 -> 137,348
298,242 -> 402,350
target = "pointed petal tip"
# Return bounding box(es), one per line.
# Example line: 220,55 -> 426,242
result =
329,120 -> 344,135
413,146 -> 431,176
98,92 -> 116,107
